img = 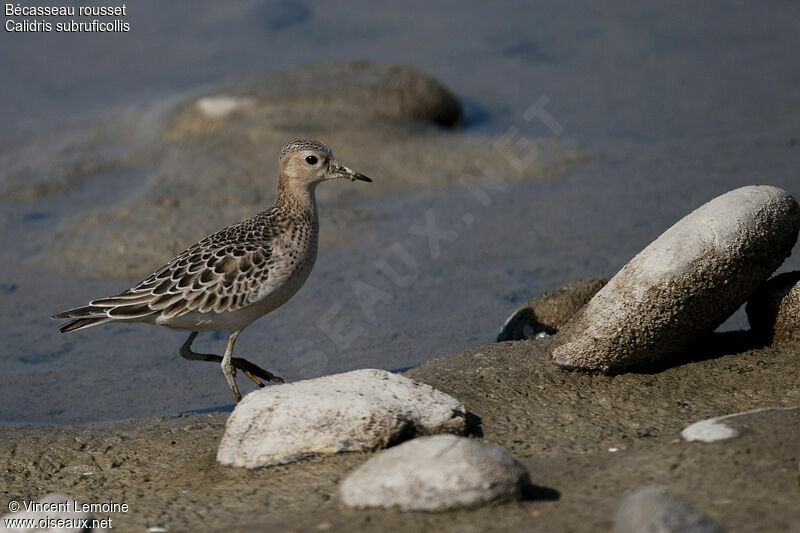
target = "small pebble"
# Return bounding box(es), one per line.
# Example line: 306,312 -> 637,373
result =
681,417 -> 739,443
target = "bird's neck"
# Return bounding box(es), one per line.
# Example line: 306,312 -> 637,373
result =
273,181 -> 319,226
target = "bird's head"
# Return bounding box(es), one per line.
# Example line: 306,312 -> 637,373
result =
279,138 -> 372,190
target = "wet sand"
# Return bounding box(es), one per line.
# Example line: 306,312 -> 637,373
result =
2,336 -> 798,532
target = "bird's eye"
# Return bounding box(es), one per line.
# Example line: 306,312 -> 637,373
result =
305,155 -> 318,165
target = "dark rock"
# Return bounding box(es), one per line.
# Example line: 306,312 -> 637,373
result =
182,60 -> 463,129
746,270 -> 800,344
496,277 -> 608,341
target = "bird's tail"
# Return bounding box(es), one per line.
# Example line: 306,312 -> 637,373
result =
52,305 -> 113,333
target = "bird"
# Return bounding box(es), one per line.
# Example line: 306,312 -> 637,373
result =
52,139 -> 372,403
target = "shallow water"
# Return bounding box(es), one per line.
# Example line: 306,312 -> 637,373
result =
1,1 -> 799,424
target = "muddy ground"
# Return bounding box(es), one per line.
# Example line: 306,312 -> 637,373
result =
2,334 -> 798,532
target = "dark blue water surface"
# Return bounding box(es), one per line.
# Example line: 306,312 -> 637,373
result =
1,1 -> 799,424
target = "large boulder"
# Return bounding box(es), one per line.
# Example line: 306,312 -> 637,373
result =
549,186 -> 800,373
496,277 -> 609,341
217,369 -> 466,468
746,270 -> 800,344
340,435 -> 529,511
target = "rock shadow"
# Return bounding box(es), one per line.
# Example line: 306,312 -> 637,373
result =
465,411 -> 483,438
521,483 -> 560,502
617,329 -> 764,375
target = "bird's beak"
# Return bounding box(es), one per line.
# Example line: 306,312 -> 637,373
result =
334,163 -> 372,183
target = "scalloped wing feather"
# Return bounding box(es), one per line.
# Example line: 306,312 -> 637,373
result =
121,241 -> 275,318
54,208 -> 289,330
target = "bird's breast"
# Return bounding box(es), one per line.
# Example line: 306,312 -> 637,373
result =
254,224 -> 318,304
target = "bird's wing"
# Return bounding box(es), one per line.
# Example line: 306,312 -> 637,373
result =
86,223 -> 277,319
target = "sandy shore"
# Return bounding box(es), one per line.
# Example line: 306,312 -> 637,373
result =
2,334 -> 798,532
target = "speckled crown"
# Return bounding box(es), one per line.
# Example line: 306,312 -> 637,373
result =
280,139 -> 333,159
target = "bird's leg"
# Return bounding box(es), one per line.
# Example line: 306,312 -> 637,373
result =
179,332 -> 284,394
221,331 -> 242,403
180,332 -> 219,362
230,357 -> 284,386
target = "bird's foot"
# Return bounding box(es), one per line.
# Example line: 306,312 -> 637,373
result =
231,357 -> 284,388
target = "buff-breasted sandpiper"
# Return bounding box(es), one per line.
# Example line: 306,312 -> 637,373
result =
53,139 -> 372,403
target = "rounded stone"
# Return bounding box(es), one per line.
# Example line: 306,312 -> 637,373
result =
614,486 -> 723,533
195,60 -> 462,128
497,277 -> 609,341
217,369 -> 466,468
746,270 -> 800,344
340,435 -> 529,511
549,186 -> 800,373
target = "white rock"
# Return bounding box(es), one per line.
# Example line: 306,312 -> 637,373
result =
681,406 -> 798,443
681,417 -> 739,443
195,95 -> 254,118
340,435 -> 529,511
550,186 -> 800,373
0,493 -> 98,532
217,369 -> 466,468
614,486 -> 723,533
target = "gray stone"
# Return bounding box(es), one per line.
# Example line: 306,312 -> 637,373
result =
746,271 -> 800,344
177,60 -> 462,132
549,186 -> 800,373
614,486 -> 723,533
0,493 -> 101,532
497,277 -> 609,341
340,435 -> 528,511
217,369 -> 466,468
